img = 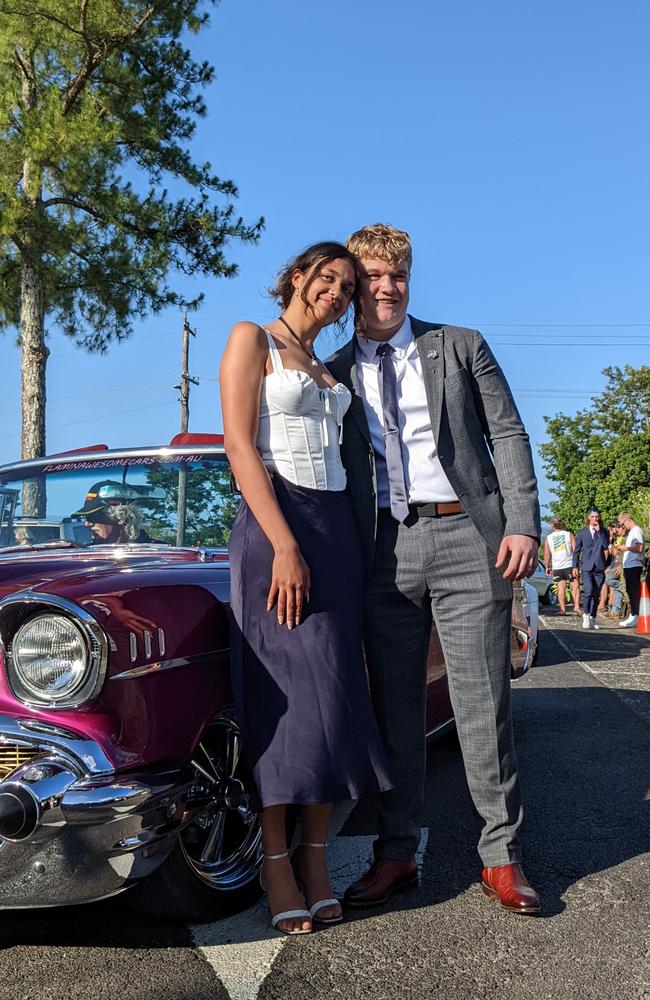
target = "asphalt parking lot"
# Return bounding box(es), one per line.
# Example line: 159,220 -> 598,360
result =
0,606 -> 648,1000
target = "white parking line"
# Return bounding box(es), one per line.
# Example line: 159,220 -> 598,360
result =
192,804 -> 429,1000
538,617 -> 599,677
587,668 -> 650,676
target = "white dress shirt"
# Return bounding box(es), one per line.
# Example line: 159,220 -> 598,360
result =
355,317 -> 458,507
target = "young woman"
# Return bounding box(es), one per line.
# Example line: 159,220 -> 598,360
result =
220,242 -> 391,935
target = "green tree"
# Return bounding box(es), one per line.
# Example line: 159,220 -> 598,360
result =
540,366 -> 650,531
628,486 -> 650,531
0,0 -> 262,512
145,461 -> 239,546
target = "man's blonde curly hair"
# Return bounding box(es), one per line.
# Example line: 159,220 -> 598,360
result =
345,223 -> 412,268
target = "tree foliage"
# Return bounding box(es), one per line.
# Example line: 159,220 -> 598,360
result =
0,0 -> 262,477
540,366 -> 650,531
145,462 -> 239,547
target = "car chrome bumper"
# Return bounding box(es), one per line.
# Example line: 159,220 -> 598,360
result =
0,715 -> 194,908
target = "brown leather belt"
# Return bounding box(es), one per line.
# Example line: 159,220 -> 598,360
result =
408,500 -> 463,518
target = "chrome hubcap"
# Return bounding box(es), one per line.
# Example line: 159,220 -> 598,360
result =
181,717 -> 262,891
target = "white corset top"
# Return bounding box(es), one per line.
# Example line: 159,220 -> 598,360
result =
256,331 -> 351,491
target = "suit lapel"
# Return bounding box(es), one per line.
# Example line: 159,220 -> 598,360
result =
327,337 -> 371,444
412,317 -> 445,444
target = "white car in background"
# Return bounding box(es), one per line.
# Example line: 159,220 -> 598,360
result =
527,560 -> 556,605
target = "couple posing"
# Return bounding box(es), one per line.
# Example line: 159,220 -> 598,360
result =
220,224 -> 542,934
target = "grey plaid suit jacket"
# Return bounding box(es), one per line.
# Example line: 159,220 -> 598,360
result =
326,317 -> 541,575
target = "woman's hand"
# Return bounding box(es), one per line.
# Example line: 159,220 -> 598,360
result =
267,545 -> 311,629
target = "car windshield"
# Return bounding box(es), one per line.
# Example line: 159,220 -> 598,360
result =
0,453 -> 238,550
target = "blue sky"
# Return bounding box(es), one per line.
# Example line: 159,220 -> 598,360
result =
1,0 -> 649,513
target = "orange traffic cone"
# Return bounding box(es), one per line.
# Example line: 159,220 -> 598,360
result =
637,580 -> 650,635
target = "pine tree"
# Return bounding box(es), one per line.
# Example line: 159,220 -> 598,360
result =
0,1 -> 262,512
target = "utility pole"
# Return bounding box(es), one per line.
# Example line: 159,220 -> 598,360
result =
175,312 -> 199,434
174,313 -> 199,546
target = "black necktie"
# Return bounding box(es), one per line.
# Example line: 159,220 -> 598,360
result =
376,343 -> 409,522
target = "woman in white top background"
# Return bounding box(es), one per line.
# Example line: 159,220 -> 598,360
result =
220,242 -> 391,935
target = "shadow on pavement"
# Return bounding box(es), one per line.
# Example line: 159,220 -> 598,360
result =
534,606 -> 649,666
0,893 -> 195,949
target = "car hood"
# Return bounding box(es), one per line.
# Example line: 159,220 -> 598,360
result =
0,545 -> 213,601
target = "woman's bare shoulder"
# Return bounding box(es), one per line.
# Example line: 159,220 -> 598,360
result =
229,320 -> 269,341
224,321 -> 270,358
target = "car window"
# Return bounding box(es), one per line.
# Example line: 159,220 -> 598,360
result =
0,455 -> 237,549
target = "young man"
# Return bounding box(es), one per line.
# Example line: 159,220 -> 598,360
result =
572,508 -> 610,629
327,223 -> 541,915
544,518 -> 577,614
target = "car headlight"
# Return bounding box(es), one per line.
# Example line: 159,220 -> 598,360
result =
11,614 -> 92,706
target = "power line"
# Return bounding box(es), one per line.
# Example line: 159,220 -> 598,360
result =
0,401 -> 176,441
0,379 -> 176,420
478,323 -> 650,328
488,341 -> 650,348
489,334 -> 650,340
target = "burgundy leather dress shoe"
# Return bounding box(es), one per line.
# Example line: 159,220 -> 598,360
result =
481,863 -> 540,915
344,858 -> 418,908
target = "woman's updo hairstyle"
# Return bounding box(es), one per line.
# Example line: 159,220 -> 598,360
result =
269,241 -> 358,329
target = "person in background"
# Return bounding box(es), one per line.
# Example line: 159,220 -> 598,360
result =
327,223 -> 541,917
572,507 -> 610,630
72,480 -> 159,544
616,512 -> 645,628
600,522 -> 623,619
544,518 -> 577,615
13,524 -> 38,547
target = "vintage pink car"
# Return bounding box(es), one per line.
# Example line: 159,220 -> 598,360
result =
0,435 -> 536,920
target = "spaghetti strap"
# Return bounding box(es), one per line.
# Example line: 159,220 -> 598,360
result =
263,329 -> 283,374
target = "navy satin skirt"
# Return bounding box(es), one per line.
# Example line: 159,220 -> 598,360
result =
228,475 -> 392,807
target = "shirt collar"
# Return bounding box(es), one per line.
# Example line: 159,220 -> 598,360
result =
355,315 -> 414,363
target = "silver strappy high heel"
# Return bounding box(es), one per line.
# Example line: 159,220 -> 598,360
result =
293,842 -> 343,925
260,851 -> 312,935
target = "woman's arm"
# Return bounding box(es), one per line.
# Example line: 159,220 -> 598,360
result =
220,322 -> 310,628
618,540 -> 644,553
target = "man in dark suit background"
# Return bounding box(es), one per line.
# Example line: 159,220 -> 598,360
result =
327,223 -> 541,915
572,507 -> 610,630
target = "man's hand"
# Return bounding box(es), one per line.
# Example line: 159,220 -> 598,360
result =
495,534 -> 539,581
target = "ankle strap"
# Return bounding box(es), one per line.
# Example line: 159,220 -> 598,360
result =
264,851 -> 289,860
298,842 -> 327,849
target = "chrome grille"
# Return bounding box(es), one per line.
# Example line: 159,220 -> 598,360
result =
0,743 -> 40,780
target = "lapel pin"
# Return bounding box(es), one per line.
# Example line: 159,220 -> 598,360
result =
426,349 -> 439,360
